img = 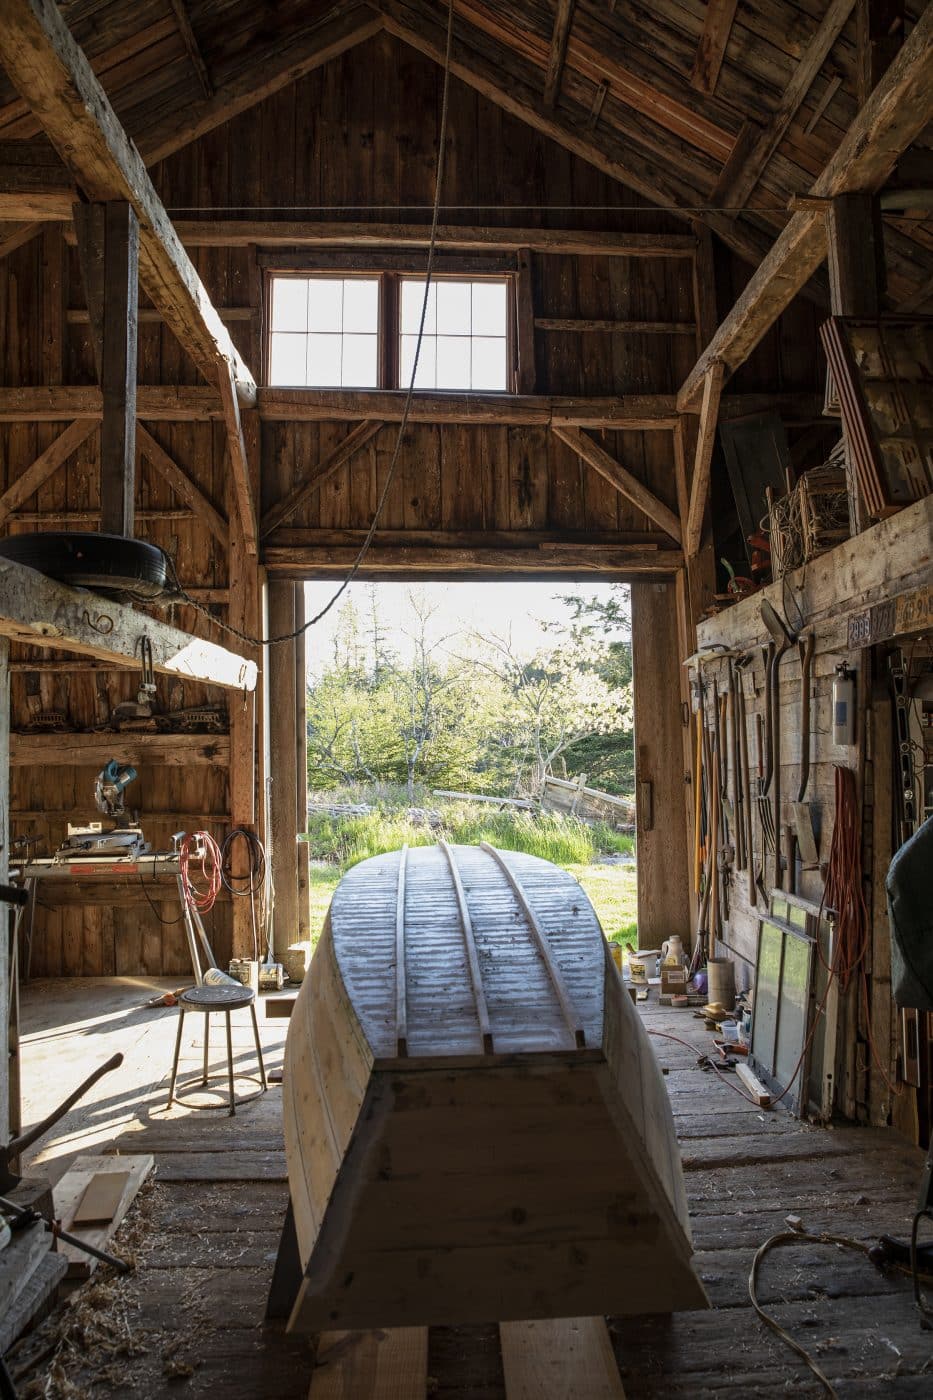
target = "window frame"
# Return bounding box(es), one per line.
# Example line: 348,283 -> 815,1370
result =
262,255 -> 521,393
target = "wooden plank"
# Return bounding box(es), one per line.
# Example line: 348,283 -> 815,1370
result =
684,361 -> 725,556
736,1061 -> 772,1108
0,418 -> 96,527
678,2 -> 933,408
690,0 -> 738,96
500,1317 -> 625,1398
71,1169 -> 132,1226
0,557 -> 257,692
308,1328 -> 428,1399
10,732 -> 231,767
543,0 -> 576,107
720,0 -> 857,210
137,424 -> 228,547
552,424 -> 681,543
261,420 -> 383,537
53,1152 -> 154,1277
0,0 -> 256,405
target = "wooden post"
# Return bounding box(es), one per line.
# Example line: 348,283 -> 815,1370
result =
826,192 -> 885,536
1,637 -> 10,1145
295,584 -> 311,945
74,200 -> 139,536
267,581 -> 299,957
631,582 -> 691,947
227,409 -> 262,959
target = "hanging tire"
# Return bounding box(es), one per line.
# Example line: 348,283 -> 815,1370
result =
0,532 -> 170,599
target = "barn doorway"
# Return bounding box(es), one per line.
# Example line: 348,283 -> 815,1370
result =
298,578 -> 637,952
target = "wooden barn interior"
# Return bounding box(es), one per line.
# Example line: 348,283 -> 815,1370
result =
0,0 -> 932,1395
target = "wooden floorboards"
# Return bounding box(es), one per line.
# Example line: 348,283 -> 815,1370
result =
10,979 -> 931,1397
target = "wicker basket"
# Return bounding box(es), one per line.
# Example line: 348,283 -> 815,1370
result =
768,448 -> 849,579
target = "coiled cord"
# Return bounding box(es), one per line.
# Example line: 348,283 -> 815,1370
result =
220,827 -> 267,961
179,832 -> 223,913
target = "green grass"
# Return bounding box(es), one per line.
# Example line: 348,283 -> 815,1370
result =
305,803 -> 634,869
304,856 -> 636,949
303,788 -> 637,948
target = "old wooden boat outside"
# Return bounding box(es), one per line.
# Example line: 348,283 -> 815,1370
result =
282,842 -> 708,1331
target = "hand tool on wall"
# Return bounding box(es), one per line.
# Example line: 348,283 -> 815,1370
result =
761,599 -> 796,891
735,656 -> 756,907
793,632 -> 819,870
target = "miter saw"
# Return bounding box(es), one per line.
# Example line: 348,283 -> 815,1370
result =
57,758 -> 151,860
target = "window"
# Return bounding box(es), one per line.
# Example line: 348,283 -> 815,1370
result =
269,277 -> 380,388
400,279 -> 508,390
267,272 -> 512,391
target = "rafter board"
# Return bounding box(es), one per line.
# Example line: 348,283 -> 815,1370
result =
552,424 -> 682,542
0,0 -> 256,406
0,556 -> 257,691
678,1 -> 933,409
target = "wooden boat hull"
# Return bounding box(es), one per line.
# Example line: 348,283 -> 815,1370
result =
282,844 -> 707,1330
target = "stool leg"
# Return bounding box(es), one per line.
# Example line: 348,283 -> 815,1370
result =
167,1006 -> 185,1108
202,1011 -> 210,1085
250,1000 -> 267,1091
226,1010 -> 236,1116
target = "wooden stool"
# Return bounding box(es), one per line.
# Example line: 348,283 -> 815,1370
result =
167,984 -> 267,1116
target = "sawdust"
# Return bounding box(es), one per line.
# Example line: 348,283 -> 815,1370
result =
11,1177 -> 207,1398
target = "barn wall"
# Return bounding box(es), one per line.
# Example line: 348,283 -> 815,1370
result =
0,32 -> 827,977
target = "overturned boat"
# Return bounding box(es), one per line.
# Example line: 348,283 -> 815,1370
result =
278,841 -> 707,1331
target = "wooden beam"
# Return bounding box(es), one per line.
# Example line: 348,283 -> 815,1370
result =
167,0 -> 213,99
685,361 -> 725,557
0,419 -> 96,528
536,318 -> 695,334
690,0 -> 738,95
258,388 -> 680,428
0,0 -> 256,405
377,0 -> 776,274
9,732 -> 231,767
718,0 -> 856,210
137,424 -> 228,548
500,1317 -> 625,1398
0,556 -> 257,691
552,424 -> 682,542
515,249 -> 536,394
0,218 -> 47,260
261,420 -> 383,538
677,2 -> 933,410
74,201 -> 139,537
218,364 -> 258,556
136,4 -> 383,167
264,540 -> 683,578
172,219 -> 695,257
0,385 -> 224,422
543,0 -> 576,107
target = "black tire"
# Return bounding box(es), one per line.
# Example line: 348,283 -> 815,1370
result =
0,532 -> 169,599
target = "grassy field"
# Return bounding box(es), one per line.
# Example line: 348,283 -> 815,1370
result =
303,790 -> 637,949
306,856 -> 636,948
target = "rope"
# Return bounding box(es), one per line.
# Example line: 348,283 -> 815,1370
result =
220,827 -> 266,961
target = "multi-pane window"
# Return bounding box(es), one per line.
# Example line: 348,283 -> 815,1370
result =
267,273 -> 512,391
399,279 -> 508,390
269,277 -> 379,388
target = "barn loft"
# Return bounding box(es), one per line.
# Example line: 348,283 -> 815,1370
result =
0,0 -> 932,1394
